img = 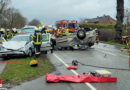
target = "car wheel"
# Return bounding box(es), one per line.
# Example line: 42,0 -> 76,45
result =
28,49 -> 32,57
77,30 -> 86,40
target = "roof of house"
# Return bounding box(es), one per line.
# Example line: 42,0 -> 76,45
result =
85,15 -> 115,23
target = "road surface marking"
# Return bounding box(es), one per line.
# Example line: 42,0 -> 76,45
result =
53,53 -> 97,90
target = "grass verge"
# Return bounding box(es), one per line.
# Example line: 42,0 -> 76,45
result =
100,41 -> 126,47
0,55 -> 54,85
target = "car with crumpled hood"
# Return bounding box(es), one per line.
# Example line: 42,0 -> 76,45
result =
0,34 -> 34,58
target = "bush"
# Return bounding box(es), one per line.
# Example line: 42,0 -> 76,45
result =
99,29 -> 115,41
79,24 -> 115,29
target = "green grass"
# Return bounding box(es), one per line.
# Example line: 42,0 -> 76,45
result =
0,55 -> 54,85
100,41 -> 126,47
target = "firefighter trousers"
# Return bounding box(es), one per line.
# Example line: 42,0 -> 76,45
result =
34,44 -> 41,58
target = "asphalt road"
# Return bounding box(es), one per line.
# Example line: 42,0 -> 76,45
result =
10,43 -> 130,90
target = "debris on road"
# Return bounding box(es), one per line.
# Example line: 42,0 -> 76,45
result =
67,66 -> 78,70
46,74 -> 117,83
72,60 -> 78,66
90,70 -> 112,77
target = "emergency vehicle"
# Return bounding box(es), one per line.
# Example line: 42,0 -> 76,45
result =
51,21 -> 97,50
56,20 -> 79,33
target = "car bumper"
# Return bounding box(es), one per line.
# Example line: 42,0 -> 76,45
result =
0,50 -> 25,57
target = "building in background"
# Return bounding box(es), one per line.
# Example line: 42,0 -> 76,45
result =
83,15 -> 116,25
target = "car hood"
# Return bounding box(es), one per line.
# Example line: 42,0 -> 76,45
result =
2,41 -> 27,50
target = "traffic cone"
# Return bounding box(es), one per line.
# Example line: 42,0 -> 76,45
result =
129,56 -> 130,67
0,78 -> 2,88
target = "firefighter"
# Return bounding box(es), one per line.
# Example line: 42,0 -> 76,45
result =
32,27 -> 42,58
12,28 -> 17,36
0,28 -> 5,38
65,28 -> 69,36
6,29 -> 11,40
95,29 -> 100,44
0,28 -> 5,43
45,28 -> 48,34
62,28 -> 66,36
57,28 -> 62,37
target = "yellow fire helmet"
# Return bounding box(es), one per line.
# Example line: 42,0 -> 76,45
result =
30,60 -> 38,67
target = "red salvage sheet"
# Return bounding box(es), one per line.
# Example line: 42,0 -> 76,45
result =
46,74 -> 117,83
67,66 -> 78,70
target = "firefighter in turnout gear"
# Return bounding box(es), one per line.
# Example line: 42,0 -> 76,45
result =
0,28 -> 5,44
32,27 -> 42,58
12,28 -> 17,36
0,28 -> 5,38
6,29 -> 12,40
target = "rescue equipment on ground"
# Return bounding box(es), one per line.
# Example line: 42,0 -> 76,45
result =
67,66 -> 78,70
0,61 -> 28,64
72,60 -> 78,66
66,60 -> 78,70
89,70 -> 112,77
45,73 -> 117,83
30,60 -> 38,67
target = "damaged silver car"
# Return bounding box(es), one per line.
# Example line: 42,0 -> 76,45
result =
0,34 -> 34,58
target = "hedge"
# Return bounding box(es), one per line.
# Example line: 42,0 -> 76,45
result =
79,23 -> 115,29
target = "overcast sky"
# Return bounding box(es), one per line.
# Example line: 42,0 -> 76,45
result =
11,0 -> 130,25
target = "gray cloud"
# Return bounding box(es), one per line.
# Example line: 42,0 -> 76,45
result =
11,0 -> 129,25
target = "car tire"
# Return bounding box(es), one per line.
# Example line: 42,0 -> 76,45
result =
77,30 -> 86,40
28,49 -> 32,57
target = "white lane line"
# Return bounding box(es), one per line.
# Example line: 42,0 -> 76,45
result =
95,49 -> 116,56
53,53 -> 97,90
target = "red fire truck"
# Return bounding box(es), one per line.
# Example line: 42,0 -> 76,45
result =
56,20 -> 79,33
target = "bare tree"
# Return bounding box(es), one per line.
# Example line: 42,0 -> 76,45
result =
12,12 -> 27,28
29,19 -> 41,26
115,0 -> 124,41
0,0 -> 10,27
0,0 -> 10,14
0,0 -> 27,28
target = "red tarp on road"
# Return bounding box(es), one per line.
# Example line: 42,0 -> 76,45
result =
46,74 -> 117,83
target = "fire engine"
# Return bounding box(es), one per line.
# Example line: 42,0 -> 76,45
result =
56,20 -> 79,33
